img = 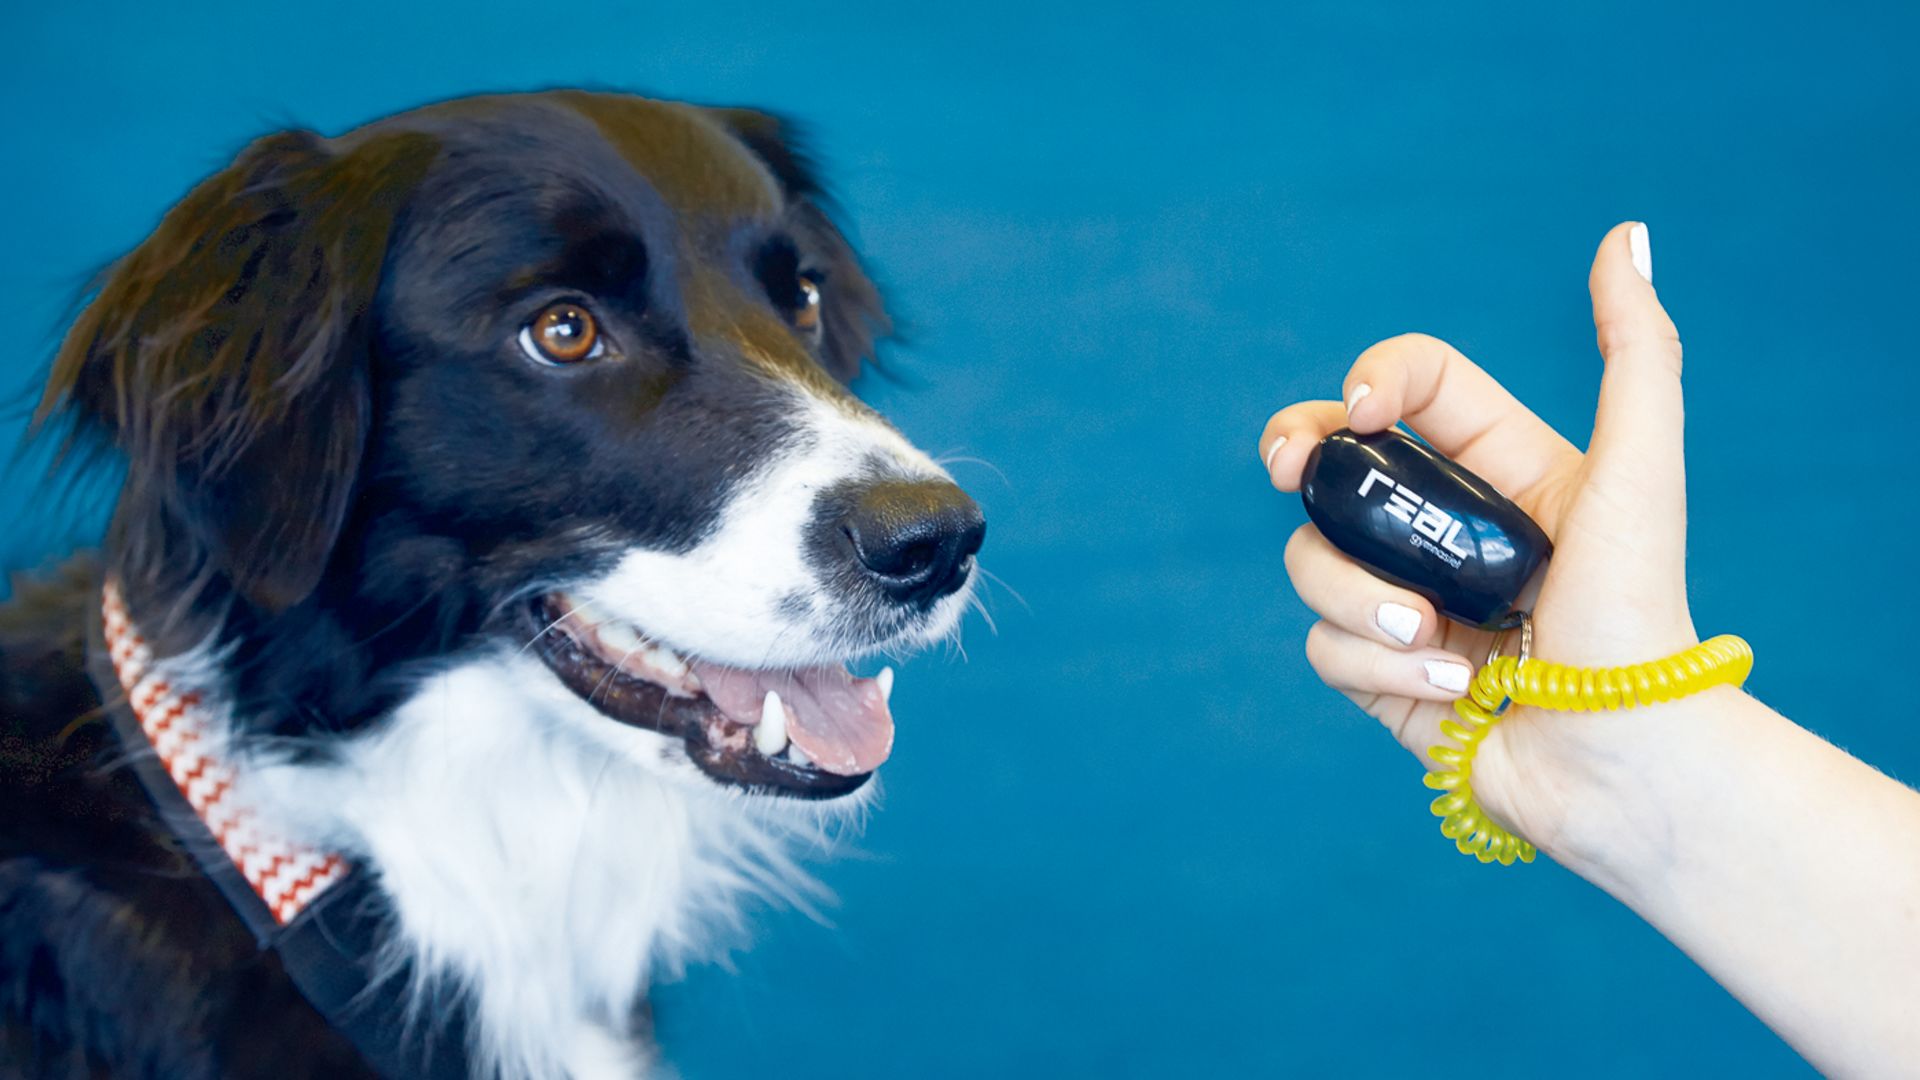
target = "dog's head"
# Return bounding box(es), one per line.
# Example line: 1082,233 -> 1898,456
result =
41,91 -> 983,801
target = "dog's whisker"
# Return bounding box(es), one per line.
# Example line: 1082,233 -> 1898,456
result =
586,636 -> 650,705
508,591 -> 631,667
974,564 -> 1030,614
931,452 -> 1011,488
514,606 -> 577,662
968,594 -> 998,637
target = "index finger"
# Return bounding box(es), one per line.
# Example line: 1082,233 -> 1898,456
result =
1343,333 -> 1582,503
1258,399 -> 1348,491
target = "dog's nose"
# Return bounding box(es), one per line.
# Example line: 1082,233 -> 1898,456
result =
840,480 -> 985,607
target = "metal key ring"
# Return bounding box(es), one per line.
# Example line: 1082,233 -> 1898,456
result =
1480,611 -> 1532,716
1474,607 -> 1536,707
1484,610 -> 1533,671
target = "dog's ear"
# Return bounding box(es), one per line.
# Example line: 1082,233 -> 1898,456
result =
37,128 -> 436,613
710,108 -> 891,383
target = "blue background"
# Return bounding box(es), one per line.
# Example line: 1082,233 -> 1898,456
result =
4,3 -> 1914,1076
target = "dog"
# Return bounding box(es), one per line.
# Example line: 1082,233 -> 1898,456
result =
0,90 -> 984,1078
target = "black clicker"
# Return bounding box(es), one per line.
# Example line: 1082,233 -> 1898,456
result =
1299,429 -> 1552,630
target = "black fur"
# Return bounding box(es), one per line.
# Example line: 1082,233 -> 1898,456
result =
0,559 -> 374,1078
37,91 -> 889,740
2,90 -> 894,1076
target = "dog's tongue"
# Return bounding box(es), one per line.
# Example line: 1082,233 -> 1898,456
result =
689,661 -> 893,776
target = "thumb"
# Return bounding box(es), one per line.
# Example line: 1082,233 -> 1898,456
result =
1571,221 -> 1692,628
1585,220 -> 1687,530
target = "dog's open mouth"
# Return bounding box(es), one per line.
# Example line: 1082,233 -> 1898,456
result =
526,593 -> 893,799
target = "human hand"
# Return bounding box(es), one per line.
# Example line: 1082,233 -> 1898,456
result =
1258,223 -> 1720,867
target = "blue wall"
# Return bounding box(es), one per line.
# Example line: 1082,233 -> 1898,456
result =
6,3 -> 1913,1075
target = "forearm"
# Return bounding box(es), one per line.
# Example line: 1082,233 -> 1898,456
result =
1549,689 -> 1920,1074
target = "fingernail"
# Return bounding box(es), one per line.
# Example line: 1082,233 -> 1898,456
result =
1345,383 -> 1372,418
1262,435 -> 1288,479
1424,659 -> 1470,693
1375,602 -> 1420,646
1629,222 -> 1652,284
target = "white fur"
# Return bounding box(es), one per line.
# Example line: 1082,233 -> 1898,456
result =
582,393 -> 968,668
246,651 -> 867,1079
207,386 -> 970,1078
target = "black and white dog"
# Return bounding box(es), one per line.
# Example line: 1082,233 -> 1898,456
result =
0,90 -> 983,1077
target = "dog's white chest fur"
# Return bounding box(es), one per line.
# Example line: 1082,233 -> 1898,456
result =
249,653 -> 816,1079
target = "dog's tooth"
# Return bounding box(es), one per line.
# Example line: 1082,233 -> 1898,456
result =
596,619 -> 643,655
568,597 -> 612,627
649,645 -> 690,680
876,666 -> 895,705
754,691 -> 789,756
786,741 -> 813,766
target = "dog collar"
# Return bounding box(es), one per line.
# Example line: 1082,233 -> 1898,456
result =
100,580 -> 349,922
91,578 -> 471,1079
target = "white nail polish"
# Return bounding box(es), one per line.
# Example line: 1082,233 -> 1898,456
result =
1376,603 -> 1420,646
1424,660 -> 1470,693
1263,436 -> 1288,474
1346,383 -> 1372,417
1629,222 -> 1652,284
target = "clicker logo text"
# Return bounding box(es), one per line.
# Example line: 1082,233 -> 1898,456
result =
1357,468 -> 1474,567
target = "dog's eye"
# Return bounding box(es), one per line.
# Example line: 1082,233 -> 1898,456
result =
519,303 -> 604,365
792,274 -> 822,334
755,237 -> 824,338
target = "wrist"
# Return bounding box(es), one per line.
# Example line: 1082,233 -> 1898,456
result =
1473,685 -> 1771,896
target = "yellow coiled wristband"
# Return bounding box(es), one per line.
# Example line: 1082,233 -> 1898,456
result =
1421,632 -> 1755,866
